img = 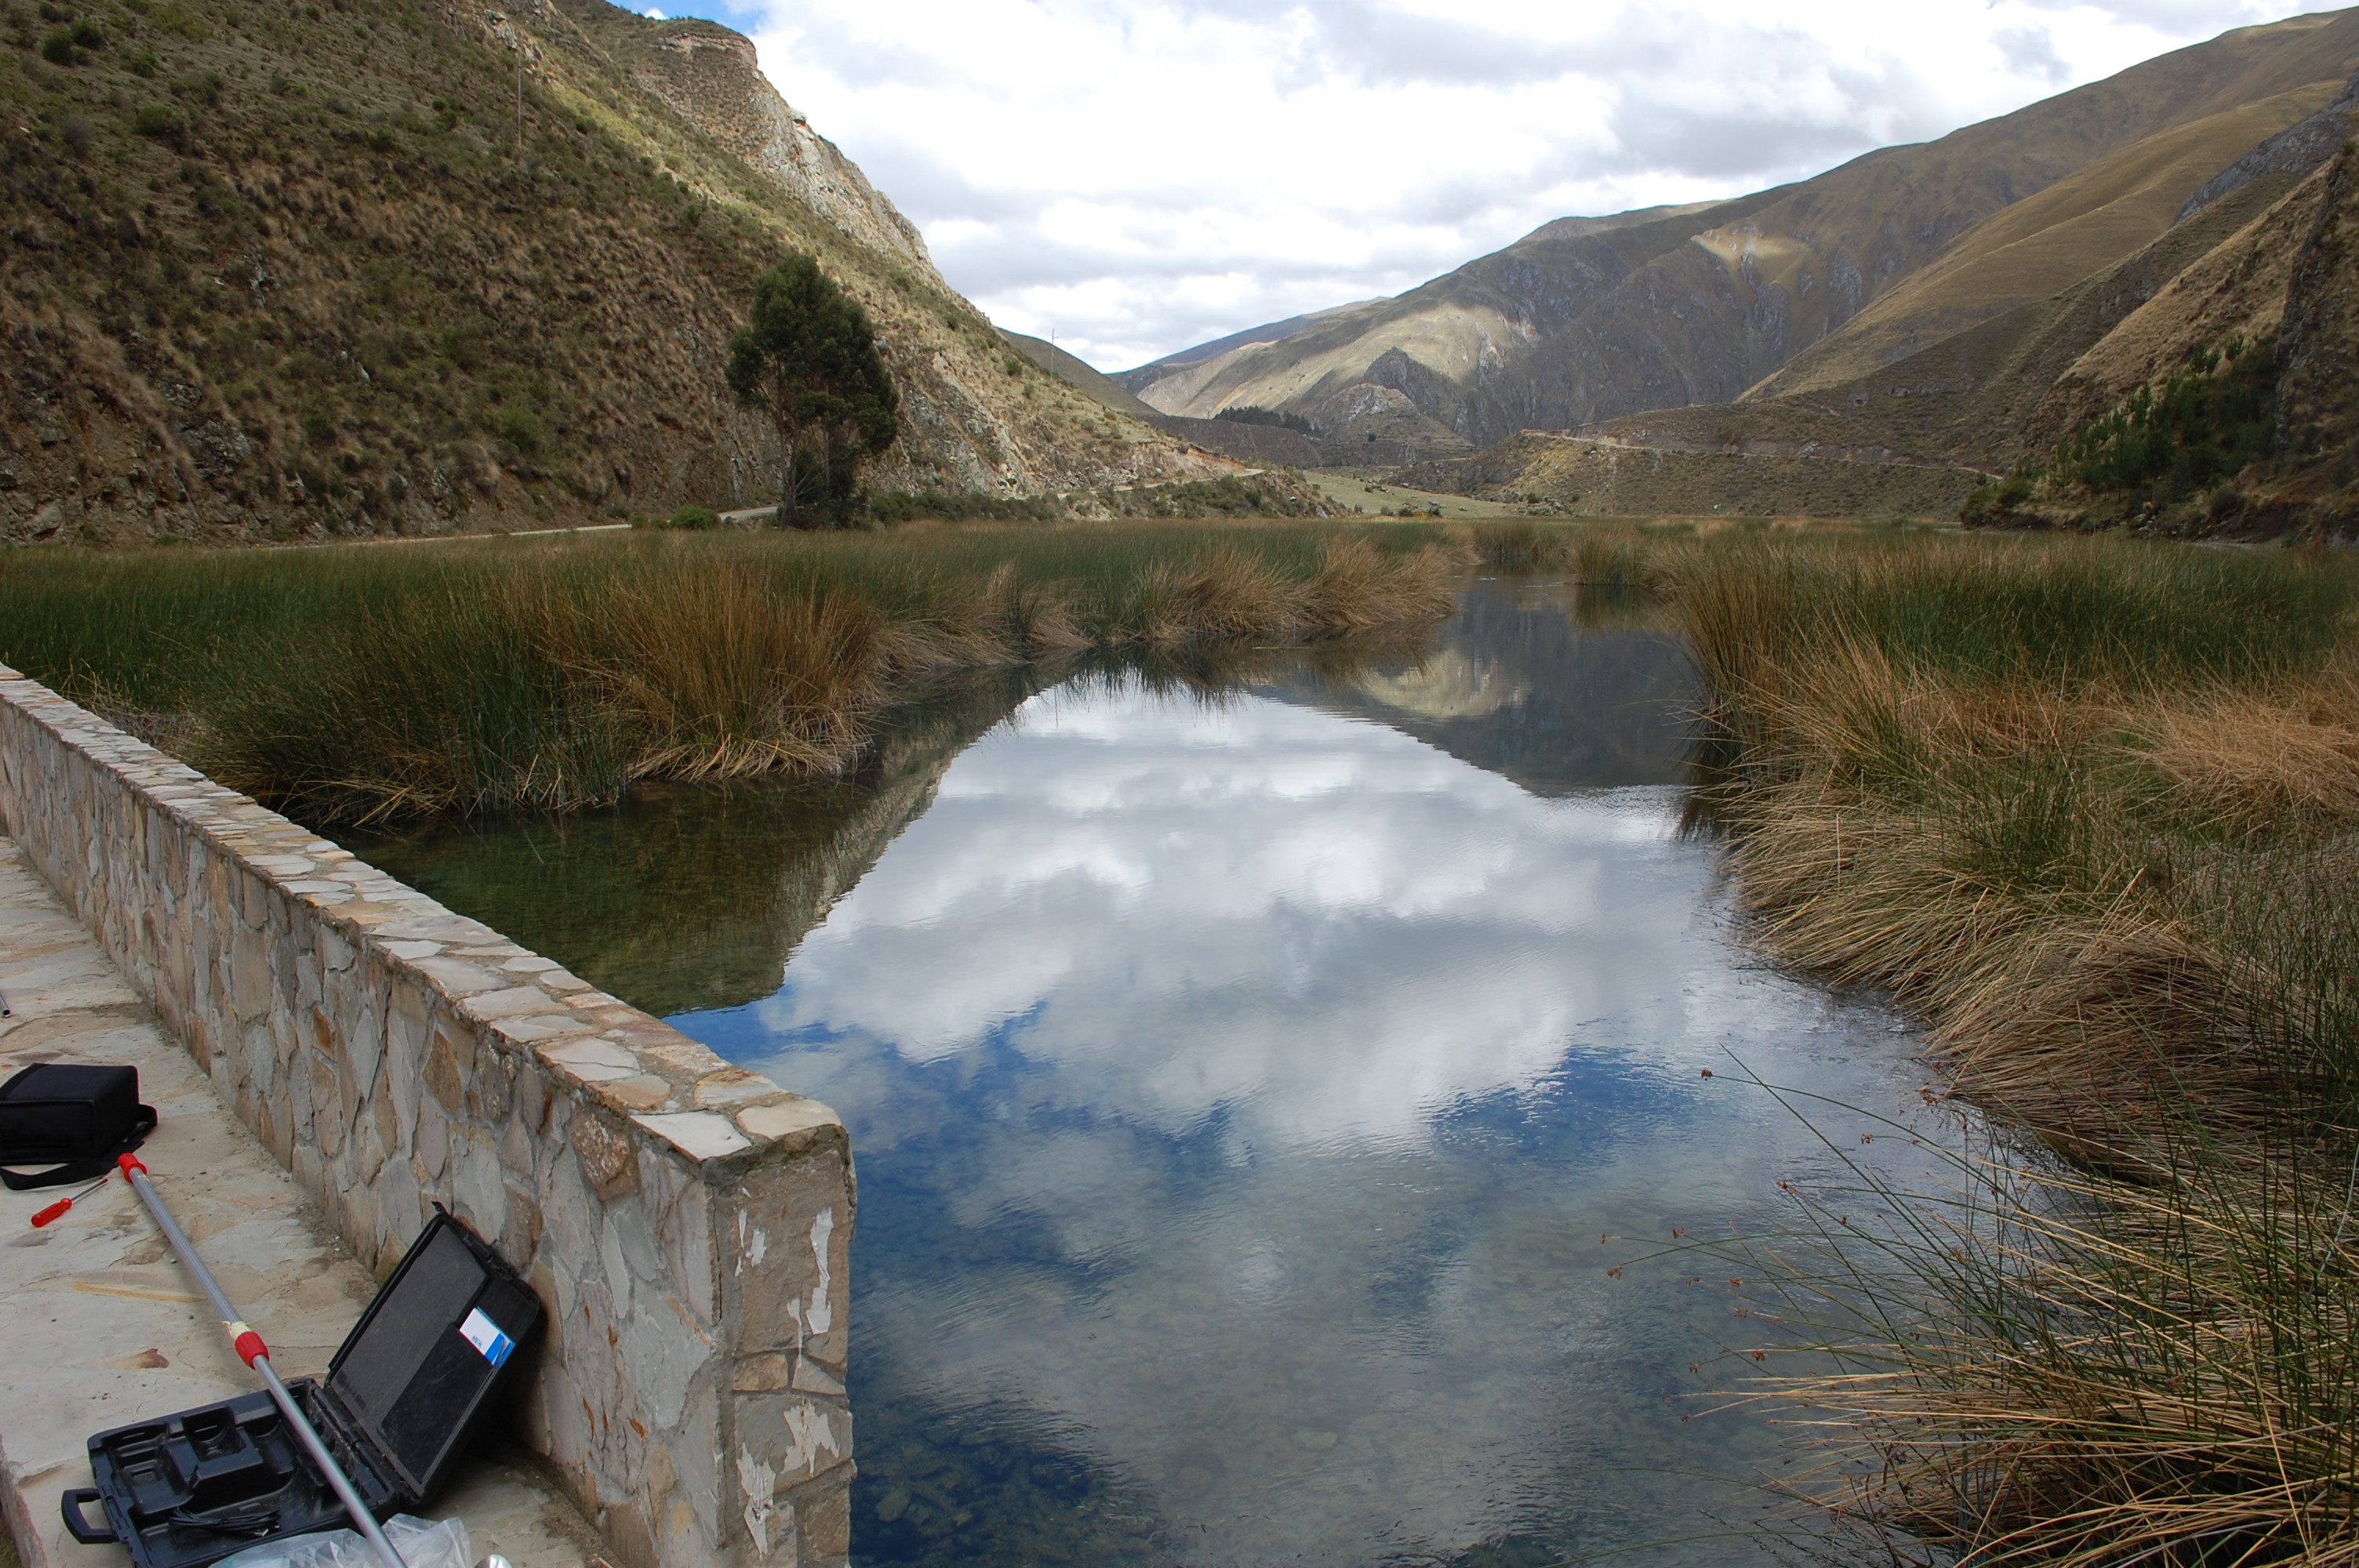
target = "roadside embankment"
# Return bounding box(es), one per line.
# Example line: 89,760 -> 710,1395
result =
0,525 -> 1459,823
0,667 -> 858,1568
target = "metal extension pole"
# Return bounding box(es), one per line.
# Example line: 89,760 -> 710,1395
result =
117,1155 -> 409,1568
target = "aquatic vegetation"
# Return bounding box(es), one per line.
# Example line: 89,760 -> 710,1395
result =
1667,531 -> 2359,1561
0,524 -> 1459,822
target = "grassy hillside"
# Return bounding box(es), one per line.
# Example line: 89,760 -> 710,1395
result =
1410,61 -> 2359,539
1399,434 -> 1982,519
1751,79 -> 2349,397
0,0 -> 1232,545
1132,9 -> 2359,452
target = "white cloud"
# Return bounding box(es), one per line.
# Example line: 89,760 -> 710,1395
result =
694,0 -> 2342,368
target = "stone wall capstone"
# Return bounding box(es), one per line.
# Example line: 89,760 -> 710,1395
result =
0,664 -> 854,1568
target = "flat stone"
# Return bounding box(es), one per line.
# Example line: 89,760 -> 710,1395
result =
489,1013 -> 594,1045
461,985 -> 563,1022
694,1069 -> 779,1109
541,1038 -> 639,1076
604,1074 -> 674,1112
736,1098 -> 843,1144
632,1112 -> 753,1163
409,956 -> 502,996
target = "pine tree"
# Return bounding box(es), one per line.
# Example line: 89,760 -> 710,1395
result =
725,255 -> 900,528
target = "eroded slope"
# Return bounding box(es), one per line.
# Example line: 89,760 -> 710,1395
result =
0,0 -> 1228,545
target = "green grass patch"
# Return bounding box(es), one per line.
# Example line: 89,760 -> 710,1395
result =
0,524 -> 1458,822
1662,525 -> 2359,1561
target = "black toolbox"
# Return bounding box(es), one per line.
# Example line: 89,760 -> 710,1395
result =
0,1062 -> 156,1189
62,1210 -> 543,1568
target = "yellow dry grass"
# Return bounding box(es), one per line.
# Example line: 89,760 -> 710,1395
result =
1669,531 -> 2359,1562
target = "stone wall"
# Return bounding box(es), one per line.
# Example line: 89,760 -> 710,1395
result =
0,665 -> 854,1568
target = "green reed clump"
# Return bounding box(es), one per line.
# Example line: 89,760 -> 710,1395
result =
1665,528 -> 2359,1560
1466,519 -> 1686,587
1689,1090 -> 2359,1567
0,524 -> 1458,822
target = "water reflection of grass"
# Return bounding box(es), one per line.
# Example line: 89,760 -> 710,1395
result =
346,663 -> 1060,1014
1657,532 -> 2359,1562
0,524 -> 1459,823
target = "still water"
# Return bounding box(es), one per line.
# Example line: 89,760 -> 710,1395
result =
352,580 -> 1932,1566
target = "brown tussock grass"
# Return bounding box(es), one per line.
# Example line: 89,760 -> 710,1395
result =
1674,532 -> 2359,1563
1750,1145 -> 2359,1567
2132,669 -> 2359,835
584,561 -> 889,783
137,528 -> 1463,822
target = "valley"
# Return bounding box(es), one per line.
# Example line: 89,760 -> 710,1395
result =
5,6 -> 2359,1568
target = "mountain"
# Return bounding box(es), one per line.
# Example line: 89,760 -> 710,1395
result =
1117,304 -> 1369,383
1129,10 -> 2359,459
1401,102 -> 2359,532
1004,328 -> 1328,466
0,0 -> 1232,545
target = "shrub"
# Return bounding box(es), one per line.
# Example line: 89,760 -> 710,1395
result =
493,405 -> 546,455
2052,338 -> 2277,500
1960,473 -> 2032,525
667,503 -> 716,530
1213,405 -> 1314,435
1110,477 -> 1321,519
861,489 -> 1063,525
131,105 -> 183,143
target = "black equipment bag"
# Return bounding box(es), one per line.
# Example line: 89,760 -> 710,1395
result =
63,1208 -> 544,1568
0,1062 -> 157,1191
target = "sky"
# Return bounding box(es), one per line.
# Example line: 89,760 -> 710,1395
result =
649,0 -> 2346,371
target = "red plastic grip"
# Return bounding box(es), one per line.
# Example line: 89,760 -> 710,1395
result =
233,1330 -> 268,1367
118,1153 -> 147,1178
31,1198 -> 71,1229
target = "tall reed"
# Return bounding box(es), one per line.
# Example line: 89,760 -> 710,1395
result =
0,524 -> 1460,822
1666,530 -> 2359,1560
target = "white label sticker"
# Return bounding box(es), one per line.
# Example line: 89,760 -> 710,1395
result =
459,1307 -> 514,1368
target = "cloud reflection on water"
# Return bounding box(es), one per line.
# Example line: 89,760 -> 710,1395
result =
682,672 -> 1928,1566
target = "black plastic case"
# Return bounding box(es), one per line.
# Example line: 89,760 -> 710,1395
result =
0,1063 -> 157,1189
62,1210 -> 543,1568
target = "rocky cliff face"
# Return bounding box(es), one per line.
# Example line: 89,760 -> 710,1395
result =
607,16 -> 929,270
0,0 -> 1229,546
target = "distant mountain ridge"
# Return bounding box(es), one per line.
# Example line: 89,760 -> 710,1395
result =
1123,9 -> 2359,463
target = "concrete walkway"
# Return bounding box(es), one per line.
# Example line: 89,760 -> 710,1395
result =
0,840 -> 609,1568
